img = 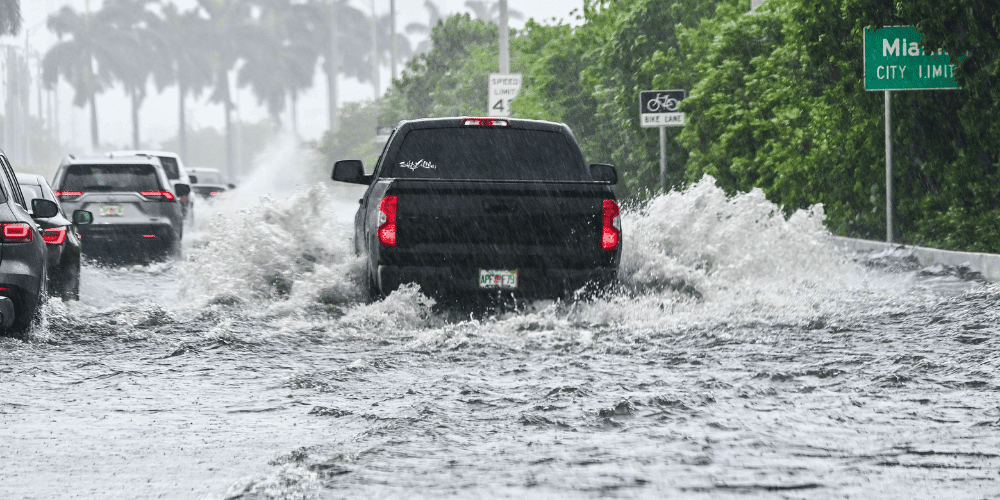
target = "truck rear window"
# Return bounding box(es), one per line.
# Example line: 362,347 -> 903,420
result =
386,128 -> 585,181
61,164 -> 163,192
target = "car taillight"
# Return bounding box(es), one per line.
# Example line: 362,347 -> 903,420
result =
140,190 -> 175,201
601,199 -> 621,250
378,195 -> 397,246
2,223 -> 33,242
55,190 -> 83,200
461,117 -> 509,127
42,226 -> 67,245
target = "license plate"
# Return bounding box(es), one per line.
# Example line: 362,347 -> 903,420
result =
479,269 -> 518,289
100,205 -> 124,216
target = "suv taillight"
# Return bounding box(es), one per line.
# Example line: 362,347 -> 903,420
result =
378,195 -> 397,246
601,199 -> 621,250
140,190 -> 176,201
55,190 -> 83,200
2,223 -> 33,242
43,226 -> 67,245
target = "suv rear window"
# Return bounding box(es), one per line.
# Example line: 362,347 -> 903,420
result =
61,164 -> 163,192
385,128 -> 585,181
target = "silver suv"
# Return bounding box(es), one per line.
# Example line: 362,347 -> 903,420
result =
108,150 -> 196,224
51,155 -> 189,258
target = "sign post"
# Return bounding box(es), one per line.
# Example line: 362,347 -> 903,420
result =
488,73 -> 521,117
864,26 -> 959,243
639,90 -> 686,192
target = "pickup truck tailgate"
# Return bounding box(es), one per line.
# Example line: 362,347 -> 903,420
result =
389,180 -> 611,268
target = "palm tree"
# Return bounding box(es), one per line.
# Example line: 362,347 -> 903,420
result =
405,0 -> 444,54
0,0 -> 20,35
100,0 -> 162,149
43,5 -> 119,148
372,9 -> 412,92
303,0 -> 373,133
463,0 -> 523,23
197,0 -> 259,180
148,3 -> 214,161
238,0 -> 318,133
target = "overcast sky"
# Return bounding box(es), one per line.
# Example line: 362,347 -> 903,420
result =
13,0 -> 584,152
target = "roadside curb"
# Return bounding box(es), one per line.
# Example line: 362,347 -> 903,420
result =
831,236 -> 1000,283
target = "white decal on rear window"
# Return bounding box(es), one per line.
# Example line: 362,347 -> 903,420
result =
399,159 -> 437,171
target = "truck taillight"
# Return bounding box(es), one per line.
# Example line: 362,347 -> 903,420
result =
2,223 -> 33,242
601,199 -> 621,250
140,190 -> 175,201
378,195 -> 397,246
55,190 -> 83,200
43,226 -> 67,245
462,118 -> 509,127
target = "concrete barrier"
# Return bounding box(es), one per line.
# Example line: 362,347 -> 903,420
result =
831,236 -> 1000,282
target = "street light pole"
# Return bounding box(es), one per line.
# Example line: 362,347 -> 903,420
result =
390,0 -> 397,80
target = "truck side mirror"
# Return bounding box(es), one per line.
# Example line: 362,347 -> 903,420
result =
174,183 -> 191,197
590,163 -> 618,185
332,160 -> 370,185
188,175 -> 199,184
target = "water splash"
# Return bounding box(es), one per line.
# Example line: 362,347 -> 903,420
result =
179,183 -> 365,313
172,170 -> 920,334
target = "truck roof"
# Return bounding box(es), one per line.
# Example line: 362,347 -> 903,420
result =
397,117 -> 571,133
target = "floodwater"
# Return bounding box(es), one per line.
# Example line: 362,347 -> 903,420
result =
2,160 -> 998,499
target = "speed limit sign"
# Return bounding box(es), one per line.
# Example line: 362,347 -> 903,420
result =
488,73 -> 522,117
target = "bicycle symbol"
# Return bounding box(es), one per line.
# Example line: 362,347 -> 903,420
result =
646,93 -> 679,112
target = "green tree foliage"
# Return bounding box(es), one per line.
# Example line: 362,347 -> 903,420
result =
381,14 -> 499,123
367,0 -> 1000,251
678,0 -> 1000,249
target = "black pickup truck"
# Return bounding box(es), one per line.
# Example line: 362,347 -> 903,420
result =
333,117 -> 621,302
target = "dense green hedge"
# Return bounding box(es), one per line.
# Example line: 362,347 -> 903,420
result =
371,0 -> 999,252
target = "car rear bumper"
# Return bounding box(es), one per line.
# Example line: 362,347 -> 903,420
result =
0,257 -> 44,326
377,265 -> 617,299
78,224 -> 177,256
79,223 -> 176,242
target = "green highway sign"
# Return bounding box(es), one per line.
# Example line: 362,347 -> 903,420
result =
864,26 -> 960,91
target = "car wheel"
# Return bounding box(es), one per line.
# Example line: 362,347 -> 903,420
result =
63,261 -> 81,301
364,263 -> 382,303
9,272 -> 46,340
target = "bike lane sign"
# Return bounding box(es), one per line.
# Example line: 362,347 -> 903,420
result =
639,90 -> 686,127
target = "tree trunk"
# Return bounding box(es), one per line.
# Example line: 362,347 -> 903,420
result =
89,93 -> 99,149
219,66 -> 234,181
291,91 -> 299,140
327,3 -> 339,133
326,63 -> 339,135
178,82 -> 187,162
131,89 -> 140,149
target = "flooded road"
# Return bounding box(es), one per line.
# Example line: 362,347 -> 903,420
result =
2,175 -> 999,499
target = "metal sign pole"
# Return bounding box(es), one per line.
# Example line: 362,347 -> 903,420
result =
885,90 -> 892,243
659,126 -> 667,193
499,0 -> 509,74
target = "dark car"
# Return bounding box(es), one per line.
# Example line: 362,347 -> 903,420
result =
187,167 -> 236,201
17,173 -> 86,301
0,152 -> 78,339
51,155 -> 188,260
